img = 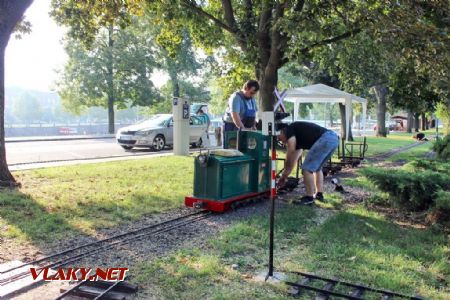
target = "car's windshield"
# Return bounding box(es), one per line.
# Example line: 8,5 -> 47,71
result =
191,104 -> 207,114
137,115 -> 170,127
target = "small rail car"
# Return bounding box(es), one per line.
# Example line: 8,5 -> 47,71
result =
185,130 -> 272,212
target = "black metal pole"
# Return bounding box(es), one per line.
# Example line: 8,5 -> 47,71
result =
266,122 -> 276,279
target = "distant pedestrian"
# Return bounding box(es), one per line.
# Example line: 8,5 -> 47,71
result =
413,133 -> 428,141
215,126 -> 222,147
197,109 -> 211,147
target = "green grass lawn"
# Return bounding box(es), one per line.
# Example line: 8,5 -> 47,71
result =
0,133 -> 430,244
343,141 -> 433,190
277,133 -> 422,173
1,156 -> 194,244
133,206 -> 449,299
354,133 -> 417,157
387,142 -> 432,161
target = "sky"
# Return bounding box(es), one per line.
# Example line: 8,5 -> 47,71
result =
5,0 -> 167,92
5,0 -> 66,92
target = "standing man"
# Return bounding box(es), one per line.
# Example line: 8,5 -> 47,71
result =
197,109 -> 211,147
223,80 -> 259,132
277,122 -> 339,205
214,125 -> 222,147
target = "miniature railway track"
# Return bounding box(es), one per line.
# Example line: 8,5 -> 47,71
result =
55,277 -> 138,300
284,270 -> 424,300
3,141 -> 430,298
9,147 -> 220,168
8,151 -> 173,167
366,141 -> 427,161
0,210 -> 211,288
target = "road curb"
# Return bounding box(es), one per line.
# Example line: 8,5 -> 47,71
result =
6,135 -> 115,143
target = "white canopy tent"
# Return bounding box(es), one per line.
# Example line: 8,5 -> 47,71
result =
283,84 -> 367,141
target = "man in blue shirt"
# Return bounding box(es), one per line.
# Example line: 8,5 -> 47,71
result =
223,80 -> 259,131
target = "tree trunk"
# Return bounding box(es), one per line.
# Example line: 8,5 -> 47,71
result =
107,95 -> 114,134
256,3 -> 284,112
421,113 -> 426,131
373,85 -> 387,137
259,64 -> 277,111
173,80 -> 180,98
414,113 -> 420,132
106,25 -> 115,134
0,36 -> 16,186
0,0 -> 33,187
168,67 -> 180,98
406,111 -> 413,133
339,103 -> 353,141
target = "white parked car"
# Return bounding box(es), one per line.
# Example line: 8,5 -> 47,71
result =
116,114 -> 207,151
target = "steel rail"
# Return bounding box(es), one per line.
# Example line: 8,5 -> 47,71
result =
0,212 -> 211,285
93,279 -> 123,300
9,147 -> 219,167
0,210 -> 206,275
282,270 -> 424,299
54,276 -> 132,300
367,141 -> 427,161
54,279 -> 89,300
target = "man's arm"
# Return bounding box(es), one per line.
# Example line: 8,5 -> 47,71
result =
251,99 -> 258,130
278,137 -> 302,186
231,112 -> 244,129
230,95 -> 244,129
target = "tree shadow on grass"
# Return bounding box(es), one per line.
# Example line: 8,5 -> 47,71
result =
0,187 -> 184,249
0,188 -> 82,247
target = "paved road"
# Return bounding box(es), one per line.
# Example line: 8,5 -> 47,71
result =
7,135 -> 219,168
7,138 -> 149,165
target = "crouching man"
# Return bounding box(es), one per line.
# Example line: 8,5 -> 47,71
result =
277,122 -> 339,205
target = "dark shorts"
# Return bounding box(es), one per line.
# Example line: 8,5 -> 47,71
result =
302,130 -> 339,173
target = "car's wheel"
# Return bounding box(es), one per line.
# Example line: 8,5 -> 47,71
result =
121,145 -> 133,150
152,135 -> 166,151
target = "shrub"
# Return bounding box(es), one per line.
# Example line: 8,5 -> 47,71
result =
426,190 -> 450,226
403,159 -> 450,175
435,190 -> 450,212
364,192 -> 389,206
362,167 -> 450,211
432,134 -> 450,160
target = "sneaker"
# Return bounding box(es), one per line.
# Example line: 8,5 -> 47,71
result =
314,192 -> 324,201
292,196 -> 315,205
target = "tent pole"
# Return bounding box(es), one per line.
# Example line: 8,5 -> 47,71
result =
345,97 -> 351,141
362,102 -> 367,135
294,101 -> 299,121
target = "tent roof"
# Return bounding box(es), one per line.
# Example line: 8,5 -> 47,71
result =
283,84 -> 367,104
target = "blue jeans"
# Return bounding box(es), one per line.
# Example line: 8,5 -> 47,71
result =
302,130 -> 339,172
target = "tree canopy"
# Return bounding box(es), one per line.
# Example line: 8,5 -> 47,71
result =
56,17 -> 160,133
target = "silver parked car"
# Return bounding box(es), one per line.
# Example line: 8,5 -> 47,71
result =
116,114 -> 207,151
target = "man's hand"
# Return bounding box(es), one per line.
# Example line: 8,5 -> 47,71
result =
277,174 -> 288,188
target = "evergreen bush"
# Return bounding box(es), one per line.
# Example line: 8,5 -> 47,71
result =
427,190 -> 450,226
435,190 -> 450,212
403,160 -> 450,175
432,134 -> 450,160
362,167 -> 450,211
